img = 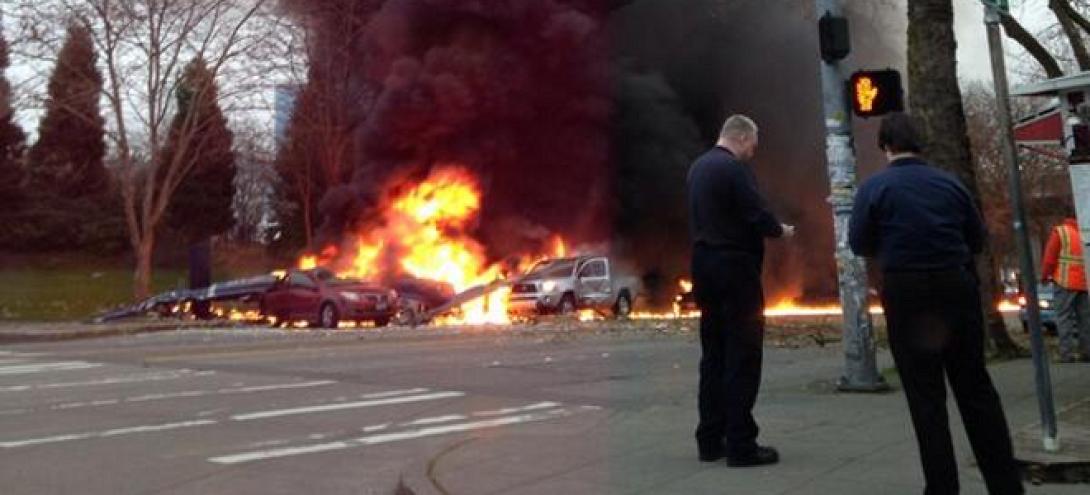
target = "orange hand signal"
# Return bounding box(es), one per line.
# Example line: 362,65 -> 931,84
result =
856,76 -> 879,113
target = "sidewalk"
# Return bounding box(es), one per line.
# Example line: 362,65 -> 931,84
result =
431,350 -> 1090,494
0,319 -> 220,343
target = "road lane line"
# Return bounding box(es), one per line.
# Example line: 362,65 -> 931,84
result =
474,402 -> 561,417
359,388 -> 429,399
209,409 -> 574,465
0,362 -> 102,375
0,380 -> 341,416
0,420 -> 217,449
400,415 -> 467,427
230,391 -> 465,421
0,370 -> 216,393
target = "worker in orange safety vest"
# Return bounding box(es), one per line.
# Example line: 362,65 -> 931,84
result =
1041,209 -> 1090,363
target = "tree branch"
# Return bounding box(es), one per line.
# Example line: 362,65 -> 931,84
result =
1050,0 -> 1090,70
1001,12 -> 1065,78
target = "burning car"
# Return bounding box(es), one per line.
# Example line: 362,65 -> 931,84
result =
507,256 -> 635,318
261,268 -> 398,328
391,278 -> 456,326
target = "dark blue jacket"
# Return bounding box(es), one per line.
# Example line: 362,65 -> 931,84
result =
849,157 -> 985,272
688,147 -> 783,258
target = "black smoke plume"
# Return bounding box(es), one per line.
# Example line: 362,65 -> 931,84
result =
279,0 -> 903,305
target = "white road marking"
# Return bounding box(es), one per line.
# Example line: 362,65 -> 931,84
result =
0,352 -> 50,357
0,370 -> 215,393
231,391 -> 465,421
474,402 -> 561,417
126,380 -> 338,403
362,423 -> 390,433
400,415 -> 467,427
0,420 -> 217,449
0,362 -> 102,375
0,359 -> 30,365
209,409 -> 574,465
358,388 -> 430,399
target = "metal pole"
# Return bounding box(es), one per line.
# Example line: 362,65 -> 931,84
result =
984,4 -> 1059,452
816,0 -> 887,392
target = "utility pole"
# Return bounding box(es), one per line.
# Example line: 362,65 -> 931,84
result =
816,0 -> 887,392
983,0 -> 1059,452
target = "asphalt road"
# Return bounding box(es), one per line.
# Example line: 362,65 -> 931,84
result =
4,323 -> 1083,495
0,323 -> 736,494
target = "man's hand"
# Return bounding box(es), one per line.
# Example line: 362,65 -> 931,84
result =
781,224 -> 796,239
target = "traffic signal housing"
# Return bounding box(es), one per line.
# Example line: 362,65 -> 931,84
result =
849,70 -> 905,118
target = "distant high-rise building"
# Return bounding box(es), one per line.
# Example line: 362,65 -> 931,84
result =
274,84 -> 301,145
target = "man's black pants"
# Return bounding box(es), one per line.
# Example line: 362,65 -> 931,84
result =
882,269 -> 1023,495
692,246 -> 764,458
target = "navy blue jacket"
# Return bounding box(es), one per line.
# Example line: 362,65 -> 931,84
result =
688,147 -> 783,258
849,157 -> 985,272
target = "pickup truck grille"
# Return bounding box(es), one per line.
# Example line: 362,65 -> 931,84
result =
512,283 -> 537,294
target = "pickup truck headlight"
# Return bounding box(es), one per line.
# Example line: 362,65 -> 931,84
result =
541,281 -> 557,293
1040,300 -> 1051,309
340,292 -> 361,302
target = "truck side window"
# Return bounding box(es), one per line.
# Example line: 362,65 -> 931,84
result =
580,260 -> 606,278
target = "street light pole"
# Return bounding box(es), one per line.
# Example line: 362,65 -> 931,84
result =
815,0 -> 887,392
983,2 -> 1059,452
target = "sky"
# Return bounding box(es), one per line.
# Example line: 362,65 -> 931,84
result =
0,0 -> 1062,135
955,0 -> 1053,84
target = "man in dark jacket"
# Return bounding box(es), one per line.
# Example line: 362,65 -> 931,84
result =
688,114 -> 793,467
849,113 -> 1023,495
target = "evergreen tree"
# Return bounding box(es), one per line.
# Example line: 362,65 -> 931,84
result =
28,23 -> 107,198
163,58 -> 236,242
0,23 -> 26,210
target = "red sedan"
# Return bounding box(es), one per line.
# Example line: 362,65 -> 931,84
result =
261,269 -> 398,328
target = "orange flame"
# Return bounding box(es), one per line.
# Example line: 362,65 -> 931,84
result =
553,236 -> 568,258
299,255 -> 318,270
296,166 -> 558,325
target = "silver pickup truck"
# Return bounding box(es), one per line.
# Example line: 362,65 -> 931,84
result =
507,256 -> 636,318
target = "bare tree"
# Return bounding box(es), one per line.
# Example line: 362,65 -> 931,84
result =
11,0 -> 300,298
964,82 -> 1071,270
1001,0 -> 1090,78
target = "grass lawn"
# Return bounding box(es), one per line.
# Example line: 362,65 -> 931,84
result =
0,268 -> 190,322
0,246 -> 286,322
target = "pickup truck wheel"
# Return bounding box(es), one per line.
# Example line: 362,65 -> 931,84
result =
558,294 -> 576,316
613,294 -> 632,319
319,303 -> 339,329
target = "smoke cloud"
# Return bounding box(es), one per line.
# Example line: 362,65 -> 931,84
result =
281,0 -> 904,305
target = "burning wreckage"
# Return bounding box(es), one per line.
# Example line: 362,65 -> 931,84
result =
97,167 -> 648,327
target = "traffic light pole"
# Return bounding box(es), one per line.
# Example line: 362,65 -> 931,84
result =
816,0 -> 887,392
983,3 -> 1059,452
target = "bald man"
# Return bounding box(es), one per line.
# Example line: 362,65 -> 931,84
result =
687,114 -> 793,467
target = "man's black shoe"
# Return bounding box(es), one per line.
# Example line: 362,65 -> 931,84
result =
698,442 -> 725,462
699,450 -> 724,462
726,446 -> 780,467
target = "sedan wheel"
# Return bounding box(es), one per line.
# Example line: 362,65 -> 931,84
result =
319,303 -> 339,329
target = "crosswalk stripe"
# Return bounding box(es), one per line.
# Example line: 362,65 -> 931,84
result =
0,420 -> 218,449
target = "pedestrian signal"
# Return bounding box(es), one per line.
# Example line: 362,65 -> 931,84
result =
849,70 -> 904,118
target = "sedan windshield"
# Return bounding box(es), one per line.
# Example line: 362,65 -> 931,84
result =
528,259 -> 576,278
